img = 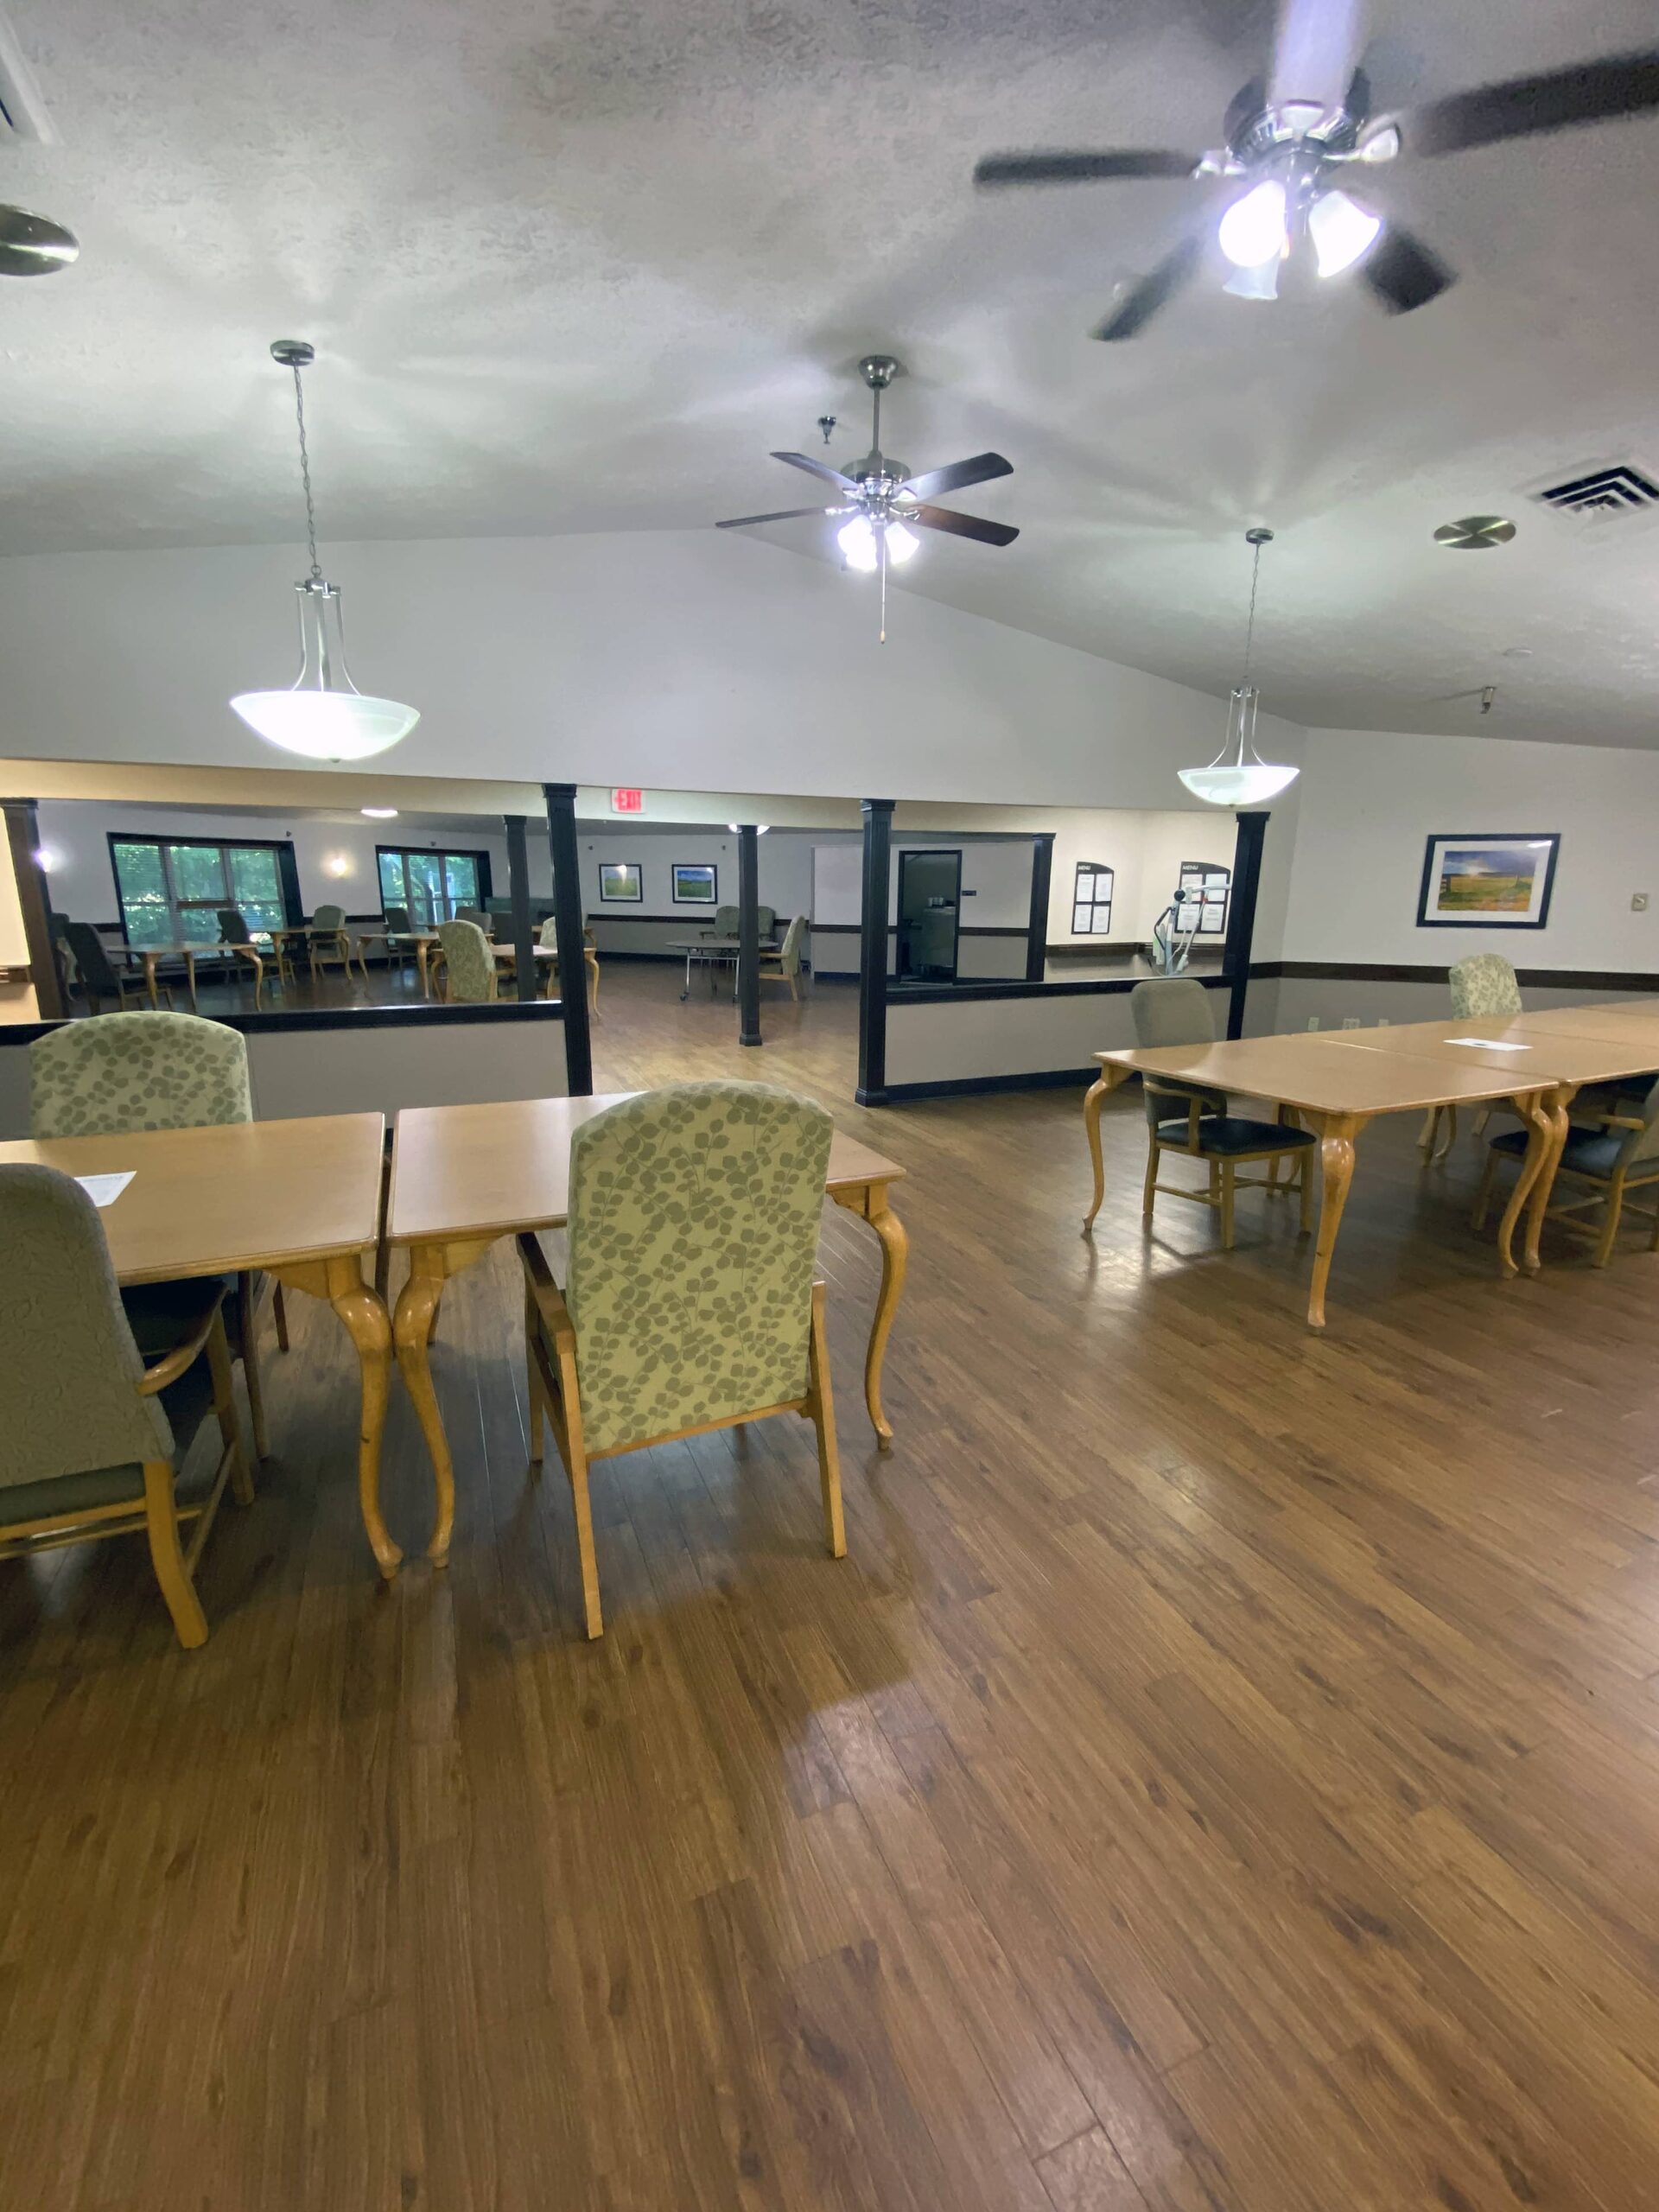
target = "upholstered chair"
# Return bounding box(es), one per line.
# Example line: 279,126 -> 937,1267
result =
435,918 -> 499,1002
61,919 -> 156,1013
518,1082 -> 844,1637
213,906 -> 269,1004
308,901 -> 354,979
1476,1074 -> 1659,1267
535,918 -> 600,1010
0,1165 -> 251,1648
1423,954 -> 1526,1157
759,914 -> 807,1000
28,1012 -> 286,1457
1128,978 -> 1312,1247
704,904 -> 741,941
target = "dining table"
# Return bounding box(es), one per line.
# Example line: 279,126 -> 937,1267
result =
1084,1004 -> 1659,1328
0,1113 -> 399,1571
383,1093 -> 908,1568
125,939 -> 267,1013
668,934 -> 779,1000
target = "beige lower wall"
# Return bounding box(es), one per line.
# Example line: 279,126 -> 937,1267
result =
886,990 -> 1151,1088
1244,973 -> 1659,1037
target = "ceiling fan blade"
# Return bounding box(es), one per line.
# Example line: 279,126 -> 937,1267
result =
0,205 -> 78,276
974,150 -> 1197,187
1344,64 -> 1374,126
899,452 -> 1014,502
907,505 -> 1020,548
1224,77 -> 1268,153
769,450 -> 859,490
1361,223 -> 1455,314
1413,49 -> 1659,156
1094,233 -> 1205,340
715,506 -> 834,530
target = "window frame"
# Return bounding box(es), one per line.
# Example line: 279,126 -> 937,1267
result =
107,832 -> 302,949
374,843 -> 494,928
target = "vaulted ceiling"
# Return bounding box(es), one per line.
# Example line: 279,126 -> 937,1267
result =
5,0 -> 1659,743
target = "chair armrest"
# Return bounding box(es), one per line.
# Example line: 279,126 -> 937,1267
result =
517,1230 -> 576,1354
137,1280 -> 228,1395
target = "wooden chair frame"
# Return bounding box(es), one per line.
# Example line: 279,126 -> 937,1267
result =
518,1230 -> 843,1639
1142,1078 -> 1314,1250
0,1297 -> 253,1648
1473,1115 -> 1659,1268
758,920 -> 805,1001
307,922 -> 355,982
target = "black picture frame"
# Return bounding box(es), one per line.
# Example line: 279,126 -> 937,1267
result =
1415,832 -> 1560,931
671,861 -> 718,905
598,861 -> 644,903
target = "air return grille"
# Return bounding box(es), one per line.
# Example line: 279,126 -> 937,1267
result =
1533,462 -> 1659,524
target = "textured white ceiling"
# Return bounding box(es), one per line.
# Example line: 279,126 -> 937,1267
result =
5,0 -> 1659,744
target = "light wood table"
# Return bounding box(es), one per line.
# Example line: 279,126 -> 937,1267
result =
1084,1033 -> 1570,1329
130,940 -> 266,1013
0,1115 -> 399,1573
385,1095 -> 908,1568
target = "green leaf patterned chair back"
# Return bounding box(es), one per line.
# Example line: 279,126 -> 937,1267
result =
435,918 -> 498,1002
1449,953 -> 1522,1019
517,1081 -> 845,1637
29,1010 -> 251,1139
0,1164 -> 250,1648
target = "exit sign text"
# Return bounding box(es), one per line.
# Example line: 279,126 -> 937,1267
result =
611,787 -> 644,814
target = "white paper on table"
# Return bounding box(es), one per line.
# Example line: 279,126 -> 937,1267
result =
75,1171 -> 135,1208
1444,1037 -> 1530,1052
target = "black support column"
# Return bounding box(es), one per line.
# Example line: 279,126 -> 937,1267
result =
3,799 -> 65,1020
856,798 -> 894,1105
503,814 -> 537,1004
1223,809 -> 1270,1040
542,782 -> 593,1095
737,823 -> 762,1048
1026,831 -> 1054,983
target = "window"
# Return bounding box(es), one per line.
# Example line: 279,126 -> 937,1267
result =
375,845 -> 492,927
1071,861 -> 1115,937
110,836 -> 293,948
1179,861 -> 1230,936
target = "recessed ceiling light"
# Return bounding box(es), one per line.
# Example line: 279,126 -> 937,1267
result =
361,805 -> 398,818
1433,515 -> 1516,550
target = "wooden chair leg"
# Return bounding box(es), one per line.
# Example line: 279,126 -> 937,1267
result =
806,1281 -> 845,1559
272,1281 -> 289,1352
1220,1160 -> 1236,1251
556,1338 -> 602,1639
1299,1147 -> 1313,1235
1474,1107 -> 1491,1138
1471,1147 -> 1500,1230
238,1271 -> 270,1463
207,1309 -> 255,1506
1141,1136 -> 1160,1220
1418,1105 -> 1440,1154
524,1287 -> 544,1469
143,1460 -> 209,1649
1592,1171 -> 1626,1268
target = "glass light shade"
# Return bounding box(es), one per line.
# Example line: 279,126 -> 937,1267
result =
1309,188 -> 1382,277
837,515 -> 879,571
231,577 -> 418,762
1223,257 -> 1281,302
1178,683 -> 1300,807
885,520 -> 920,563
1217,179 -> 1287,269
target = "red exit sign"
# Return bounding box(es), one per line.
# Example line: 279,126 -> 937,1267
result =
610,787 -> 644,814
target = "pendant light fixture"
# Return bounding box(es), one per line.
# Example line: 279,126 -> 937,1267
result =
230,340 -> 419,762
1178,527 -> 1299,807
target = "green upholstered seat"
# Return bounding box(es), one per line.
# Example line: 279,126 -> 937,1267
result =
564,1081 -> 833,1455
29,1010 -> 251,1138
436,918 -> 498,1001
1154,1116 -> 1317,1158
1449,953 -> 1522,1018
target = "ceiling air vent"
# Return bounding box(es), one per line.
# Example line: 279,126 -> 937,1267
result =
1531,461 -> 1659,527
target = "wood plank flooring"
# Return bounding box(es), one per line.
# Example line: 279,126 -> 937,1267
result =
4,964 -> 1659,2209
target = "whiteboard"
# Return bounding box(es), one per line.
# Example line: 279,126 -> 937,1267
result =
812,842 -> 863,925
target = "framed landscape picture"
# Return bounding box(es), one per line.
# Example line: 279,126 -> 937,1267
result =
671,862 -> 718,905
598,861 -> 643,903
1416,833 -> 1560,929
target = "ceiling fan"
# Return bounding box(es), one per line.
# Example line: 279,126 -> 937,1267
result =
716,354 -> 1018,639
974,40 -> 1659,338
0,12 -> 78,274
0,206 -> 77,276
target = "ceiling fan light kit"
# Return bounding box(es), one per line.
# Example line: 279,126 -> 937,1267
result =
1178,528 -> 1300,809
230,340 -> 419,763
716,352 -> 1018,639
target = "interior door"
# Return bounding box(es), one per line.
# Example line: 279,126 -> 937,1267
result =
896,849 -> 962,982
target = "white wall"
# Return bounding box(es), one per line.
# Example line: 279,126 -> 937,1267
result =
1045,809 -> 1239,948
576,829 -> 816,920
1283,727 -> 1659,970
0,531 -> 1303,810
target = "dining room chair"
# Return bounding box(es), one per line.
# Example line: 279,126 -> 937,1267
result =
518,1081 -> 844,1639
214,907 -> 270,1006
61,920 -> 158,1014
435,918 -> 498,1002
454,906 -> 492,934
355,901 -> 419,983
704,904 -> 741,940
535,918 -> 601,1010
308,902 -> 354,980
1474,1074 -> 1659,1267
28,1011 -> 289,1458
0,1165 -> 252,1649
759,913 -> 807,999
1422,952 -> 1526,1158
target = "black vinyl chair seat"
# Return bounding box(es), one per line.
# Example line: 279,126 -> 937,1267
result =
1156,1115 -> 1317,1158
1488,1124 -> 1630,1180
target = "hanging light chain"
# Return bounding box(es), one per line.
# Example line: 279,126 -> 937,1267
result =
1241,527 -> 1269,684
289,360 -> 323,584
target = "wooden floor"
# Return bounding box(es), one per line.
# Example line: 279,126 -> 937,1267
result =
6,966 -> 1659,2210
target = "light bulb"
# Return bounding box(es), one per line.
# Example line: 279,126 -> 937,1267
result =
1217,179 -> 1287,270
230,690 -> 420,761
1309,188 -> 1382,277
1177,762 -> 1300,806
885,521 -> 919,564
837,515 -> 878,572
